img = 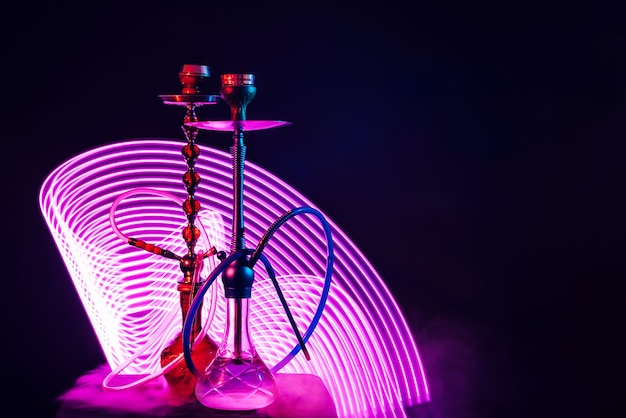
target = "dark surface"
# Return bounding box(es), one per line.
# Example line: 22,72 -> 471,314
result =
56,368 -> 337,417
2,1 -> 625,417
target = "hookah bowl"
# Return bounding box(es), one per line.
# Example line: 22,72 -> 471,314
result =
192,73 -> 279,410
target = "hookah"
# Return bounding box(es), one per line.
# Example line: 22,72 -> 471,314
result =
181,70 -> 335,410
155,63 -> 222,396
104,63 -> 223,396
105,62 -> 335,411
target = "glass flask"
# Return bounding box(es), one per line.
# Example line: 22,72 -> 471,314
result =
195,296 -> 277,410
161,281 -> 218,396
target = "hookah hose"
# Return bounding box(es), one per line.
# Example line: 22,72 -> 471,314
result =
104,191 -> 333,389
101,188 -> 218,391
101,249 -> 211,391
183,206 -> 334,376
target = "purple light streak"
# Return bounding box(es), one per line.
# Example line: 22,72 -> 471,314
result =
39,138 -> 430,417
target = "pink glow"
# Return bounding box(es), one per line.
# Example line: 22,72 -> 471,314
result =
39,138 -> 430,417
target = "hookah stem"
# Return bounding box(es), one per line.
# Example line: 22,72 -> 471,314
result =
232,122 -> 246,358
182,103 -> 202,347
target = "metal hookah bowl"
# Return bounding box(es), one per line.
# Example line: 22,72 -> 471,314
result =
220,74 -> 256,121
179,63 -> 210,94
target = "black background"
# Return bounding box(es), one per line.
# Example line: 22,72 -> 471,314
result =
1,1 -> 624,417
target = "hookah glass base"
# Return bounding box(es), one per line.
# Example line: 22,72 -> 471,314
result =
195,296 -> 277,410
195,355 -> 277,410
161,281 -> 218,397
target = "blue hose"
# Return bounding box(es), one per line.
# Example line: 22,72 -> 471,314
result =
182,206 -> 334,376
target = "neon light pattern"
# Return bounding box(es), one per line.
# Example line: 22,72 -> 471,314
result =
39,138 -> 430,417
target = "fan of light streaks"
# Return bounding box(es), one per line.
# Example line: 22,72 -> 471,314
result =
39,138 -> 430,417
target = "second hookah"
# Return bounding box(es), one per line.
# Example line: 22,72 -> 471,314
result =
179,70 -> 334,410
194,73 -> 279,410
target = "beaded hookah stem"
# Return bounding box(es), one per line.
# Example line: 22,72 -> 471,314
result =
179,67 -> 206,336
